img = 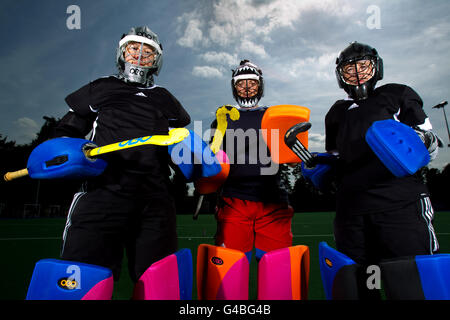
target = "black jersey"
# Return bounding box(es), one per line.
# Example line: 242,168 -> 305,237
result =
55,76 -> 191,196
212,106 -> 288,203
325,83 -> 429,215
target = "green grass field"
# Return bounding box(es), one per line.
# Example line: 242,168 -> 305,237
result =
0,211 -> 449,300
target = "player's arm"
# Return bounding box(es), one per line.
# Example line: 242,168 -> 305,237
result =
399,86 -> 443,161
161,88 -> 191,128
413,126 -> 442,161
300,152 -> 338,192
300,106 -> 339,192
53,80 -> 102,139
52,110 -> 96,139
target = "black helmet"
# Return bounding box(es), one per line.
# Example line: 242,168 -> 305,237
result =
231,60 -> 264,108
335,41 -> 383,100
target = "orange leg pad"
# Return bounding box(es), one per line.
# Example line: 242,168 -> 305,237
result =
197,244 -> 249,300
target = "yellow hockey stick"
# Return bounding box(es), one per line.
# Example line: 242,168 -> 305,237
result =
193,105 -> 239,220
210,105 -> 240,154
4,128 -> 189,182
4,168 -> 29,182
85,127 -> 189,157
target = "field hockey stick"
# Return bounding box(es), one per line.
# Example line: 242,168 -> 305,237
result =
193,195 -> 204,220
4,128 -> 189,182
284,122 -> 314,166
4,168 -> 29,182
193,105 -> 239,220
85,127 -> 189,157
209,105 -> 240,154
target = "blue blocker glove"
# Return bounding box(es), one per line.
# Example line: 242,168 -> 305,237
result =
365,119 -> 430,177
300,152 -> 337,192
168,130 -> 221,182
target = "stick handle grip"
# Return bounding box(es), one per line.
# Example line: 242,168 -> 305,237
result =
4,168 -> 29,181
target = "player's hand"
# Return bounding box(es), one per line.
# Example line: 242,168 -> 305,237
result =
413,127 -> 443,161
301,152 -> 337,192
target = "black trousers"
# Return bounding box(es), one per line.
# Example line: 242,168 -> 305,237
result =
334,195 -> 439,266
333,195 -> 439,299
60,188 -> 177,282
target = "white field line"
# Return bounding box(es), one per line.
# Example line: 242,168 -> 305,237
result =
1,233 -> 449,241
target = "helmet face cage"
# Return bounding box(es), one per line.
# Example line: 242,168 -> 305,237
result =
123,41 -> 157,67
231,60 -> 264,108
335,42 -> 383,100
116,26 -> 163,86
234,76 -> 260,98
338,57 -> 376,86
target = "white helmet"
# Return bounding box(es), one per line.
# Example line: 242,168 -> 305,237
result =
116,26 -> 163,86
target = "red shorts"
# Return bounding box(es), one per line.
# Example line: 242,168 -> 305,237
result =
215,197 -> 294,254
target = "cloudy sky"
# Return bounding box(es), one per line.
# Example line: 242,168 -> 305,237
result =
1,0 -> 449,169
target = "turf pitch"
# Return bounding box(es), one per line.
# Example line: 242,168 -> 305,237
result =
0,211 -> 449,300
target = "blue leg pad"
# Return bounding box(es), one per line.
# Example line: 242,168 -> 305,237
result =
255,248 -> 266,262
175,249 -> 193,300
26,259 -> 113,300
416,254 -> 450,300
318,242 -> 358,300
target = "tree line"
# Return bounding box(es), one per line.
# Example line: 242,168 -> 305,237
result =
0,116 -> 448,218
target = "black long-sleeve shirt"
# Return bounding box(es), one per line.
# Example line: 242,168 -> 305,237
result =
325,83 -> 429,215
53,76 -> 191,196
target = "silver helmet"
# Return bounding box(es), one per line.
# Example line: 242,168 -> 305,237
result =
231,60 -> 264,108
116,26 -> 163,86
